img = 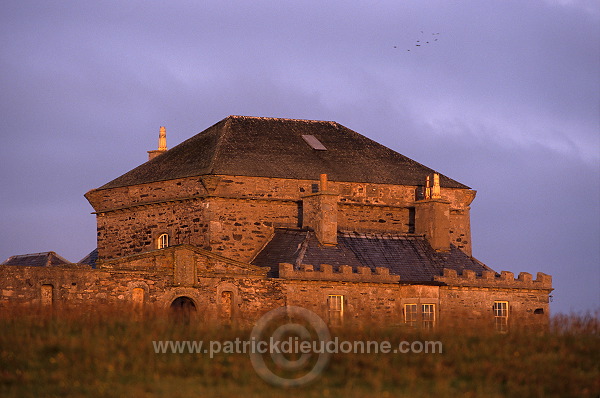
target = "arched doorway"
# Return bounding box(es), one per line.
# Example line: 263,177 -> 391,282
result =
170,296 -> 197,323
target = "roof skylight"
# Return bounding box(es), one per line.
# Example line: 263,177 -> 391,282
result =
301,135 -> 327,151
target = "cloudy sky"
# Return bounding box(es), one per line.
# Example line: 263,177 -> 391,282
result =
1,1 -> 598,314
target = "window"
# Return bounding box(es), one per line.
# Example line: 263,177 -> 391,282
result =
407,207 -> 416,233
221,291 -> 233,324
41,284 -> 53,307
404,304 -> 418,327
422,304 -> 435,329
493,301 -> 509,332
404,303 -> 436,329
328,295 -> 344,326
157,233 -> 169,249
132,287 -> 145,308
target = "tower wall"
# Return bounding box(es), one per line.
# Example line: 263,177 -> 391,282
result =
86,175 -> 477,262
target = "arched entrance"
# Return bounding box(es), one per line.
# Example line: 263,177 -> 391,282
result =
170,296 -> 197,323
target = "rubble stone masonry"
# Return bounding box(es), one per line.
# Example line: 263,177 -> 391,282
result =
1,245 -> 551,330
85,174 -> 475,261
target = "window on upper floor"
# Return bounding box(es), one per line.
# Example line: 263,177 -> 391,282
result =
328,295 -> 344,326
493,301 -> 509,332
157,233 -> 169,249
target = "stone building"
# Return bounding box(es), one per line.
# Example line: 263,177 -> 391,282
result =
0,116 -> 552,330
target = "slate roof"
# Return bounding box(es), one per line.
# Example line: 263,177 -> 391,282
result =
1,252 -> 70,267
79,249 -> 98,269
251,229 -> 493,283
97,115 -> 469,190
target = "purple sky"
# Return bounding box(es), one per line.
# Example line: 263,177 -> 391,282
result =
1,1 -> 598,314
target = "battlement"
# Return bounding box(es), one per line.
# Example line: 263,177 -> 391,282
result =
434,268 -> 552,290
278,263 -> 400,284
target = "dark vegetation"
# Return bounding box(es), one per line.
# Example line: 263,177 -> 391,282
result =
0,307 -> 597,398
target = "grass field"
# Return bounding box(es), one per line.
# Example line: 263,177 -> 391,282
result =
0,308 -> 598,398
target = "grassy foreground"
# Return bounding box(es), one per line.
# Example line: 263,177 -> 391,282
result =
0,308 -> 598,398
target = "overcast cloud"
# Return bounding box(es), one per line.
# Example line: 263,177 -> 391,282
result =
1,0 -> 598,314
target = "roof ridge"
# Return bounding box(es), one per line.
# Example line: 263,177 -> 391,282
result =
228,115 -> 336,124
7,251 -> 55,258
1,251 -> 71,266
339,230 -> 423,239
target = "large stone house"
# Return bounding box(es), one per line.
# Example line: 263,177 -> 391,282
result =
0,116 -> 552,330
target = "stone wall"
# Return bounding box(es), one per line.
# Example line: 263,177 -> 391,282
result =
279,263 -> 400,283
337,203 -> 411,233
86,174 -> 477,261
438,286 -> 550,330
0,262 -> 284,328
0,261 -> 409,328
434,269 -> 552,330
204,197 -> 299,261
0,251 -> 552,330
95,199 -> 211,260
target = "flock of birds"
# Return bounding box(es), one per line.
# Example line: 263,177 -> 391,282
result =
394,32 -> 440,52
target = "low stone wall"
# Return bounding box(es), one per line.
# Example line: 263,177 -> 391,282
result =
279,263 -> 400,283
434,268 -> 552,290
0,251 -> 552,330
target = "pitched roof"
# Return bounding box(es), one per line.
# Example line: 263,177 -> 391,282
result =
78,249 -> 98,268
251,229 -> 493,283
97,115 -> 469,190
1,252 -> 70,267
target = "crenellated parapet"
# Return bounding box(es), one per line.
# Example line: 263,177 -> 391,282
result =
434,268 -> 552,290
278,263 -> 400,283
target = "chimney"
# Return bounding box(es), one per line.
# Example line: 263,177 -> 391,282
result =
302,174 -> 338,245
414,173 -> 451,251
147,126 -> 168,161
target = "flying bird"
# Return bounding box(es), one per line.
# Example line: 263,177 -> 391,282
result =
403,31 -> 441,52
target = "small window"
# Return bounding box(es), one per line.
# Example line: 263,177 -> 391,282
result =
407,207 -> 416,234
422,304 -> 435,329
221,291 -> 234,323
157,233 -> 169,249
132,287 -> 145,308
404,304 -> 418,327
493,301 -> 509,332
328,295 -> 344,326
41,284 -> 53,307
